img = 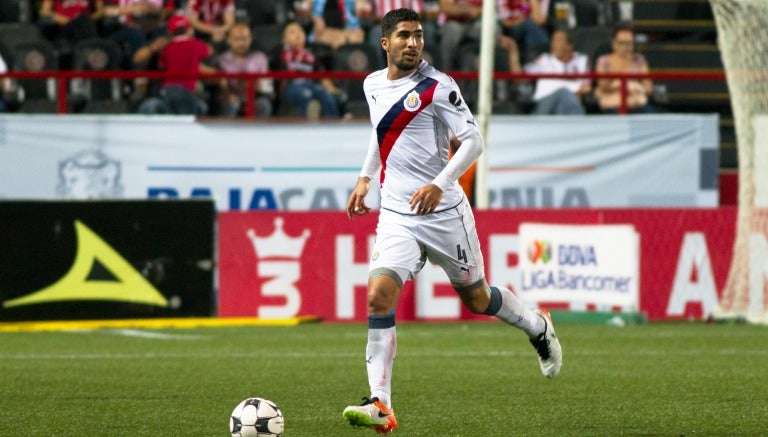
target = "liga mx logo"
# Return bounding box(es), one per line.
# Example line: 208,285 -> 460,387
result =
527,240 -> 552,264
246,217 -> 311,318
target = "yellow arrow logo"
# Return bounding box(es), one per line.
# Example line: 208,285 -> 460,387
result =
3,220 -> 168,308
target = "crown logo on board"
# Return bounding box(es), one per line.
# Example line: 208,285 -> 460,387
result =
246,217 -> 311,259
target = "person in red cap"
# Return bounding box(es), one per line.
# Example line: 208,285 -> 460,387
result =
137,14 -> 215,114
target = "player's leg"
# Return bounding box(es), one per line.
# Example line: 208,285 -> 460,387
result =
344,211 -> 420,433
343,270 -> 403,433
456,280 -> 562,378
424,200 -> 562,378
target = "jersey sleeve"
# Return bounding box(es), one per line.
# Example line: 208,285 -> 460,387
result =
359,129 -> 381,181
430,77 -> 485,192
430,77 -> 481,143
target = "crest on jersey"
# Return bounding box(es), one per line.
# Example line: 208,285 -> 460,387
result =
403,90 -> 421,112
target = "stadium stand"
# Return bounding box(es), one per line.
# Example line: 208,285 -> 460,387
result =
0,0 -> 737,168
622,0 -> 734,168
623,0 -> 715,39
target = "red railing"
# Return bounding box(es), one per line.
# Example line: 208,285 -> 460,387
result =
0,70 -> 727,116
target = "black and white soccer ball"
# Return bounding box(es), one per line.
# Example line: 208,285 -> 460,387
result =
229,397 -> 284,437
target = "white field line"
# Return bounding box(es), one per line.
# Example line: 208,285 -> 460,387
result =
0,348 -> 765,360
102,328 -> 208,340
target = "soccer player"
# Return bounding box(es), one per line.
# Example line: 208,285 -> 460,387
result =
342,8 -> 563,434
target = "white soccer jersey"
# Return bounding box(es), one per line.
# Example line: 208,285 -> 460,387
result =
362,60 -> 480,215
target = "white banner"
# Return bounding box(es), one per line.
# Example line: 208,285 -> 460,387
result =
487,114 -> 719,208
517,223 -> 639,312
0,115 -> 378,210
0,114 -> 717,210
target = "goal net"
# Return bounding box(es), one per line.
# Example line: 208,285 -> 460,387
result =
710,0 -> 768,324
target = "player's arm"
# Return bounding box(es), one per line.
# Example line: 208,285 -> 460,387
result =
409,131 -> 483,215
347,130 -> 380,220
432,130 -> 483,191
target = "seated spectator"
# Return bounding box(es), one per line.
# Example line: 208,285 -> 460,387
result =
437,0 -> 482,71
310,0 -> 365,50
497,0 -> 549,63
130,31 -> 168,106
215,23 -> 274,117
523,28 -> 590,115
102,0 -> 173,69
38,0 -> 104,57
138,15 -> 214,115
185,0 -> 235,52
594,22 -> 656,114
269,21 -> 341,118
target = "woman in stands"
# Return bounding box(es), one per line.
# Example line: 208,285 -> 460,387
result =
594,22 -> 656,114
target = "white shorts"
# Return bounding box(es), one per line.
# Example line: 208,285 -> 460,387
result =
369,198 -> 485,289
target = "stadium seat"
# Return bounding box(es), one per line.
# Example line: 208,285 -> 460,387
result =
0,0 -> 20,22
252,23 -> 283,53
236,0 -> 287,26
9,40 -> 59,113
70,38 -> 128,113
0,22 -> 45,57
332,42 -> 383,116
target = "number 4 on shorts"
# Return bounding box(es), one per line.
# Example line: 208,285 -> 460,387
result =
456,244 -> 467,263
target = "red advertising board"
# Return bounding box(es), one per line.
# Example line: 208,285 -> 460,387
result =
218,208 -> 736,321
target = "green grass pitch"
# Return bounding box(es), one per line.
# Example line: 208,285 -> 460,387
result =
1,321 -> 766,436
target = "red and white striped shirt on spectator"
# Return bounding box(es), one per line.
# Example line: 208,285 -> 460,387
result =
371,0 -> 423,16
185,0 -> 233,24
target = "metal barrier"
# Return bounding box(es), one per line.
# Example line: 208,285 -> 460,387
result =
0,69 -> 726,116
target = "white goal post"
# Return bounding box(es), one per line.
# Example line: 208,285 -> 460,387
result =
710,0 -> 768,323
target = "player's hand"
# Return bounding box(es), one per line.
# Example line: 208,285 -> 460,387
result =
346,177 -> 372,220
409,184 -> 443,215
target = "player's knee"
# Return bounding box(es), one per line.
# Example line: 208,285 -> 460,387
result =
455,281 -> 491,314
367,287 -> 395,314
462,294 -> 489,314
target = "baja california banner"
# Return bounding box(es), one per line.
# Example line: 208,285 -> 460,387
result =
0,114 -> 717,209
517,224 -> 639,312
217,208 -> 735,322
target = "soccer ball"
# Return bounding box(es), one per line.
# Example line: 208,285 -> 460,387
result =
229,397 -> 284,437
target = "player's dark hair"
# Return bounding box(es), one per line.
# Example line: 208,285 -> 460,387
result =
381,8 -> 422,38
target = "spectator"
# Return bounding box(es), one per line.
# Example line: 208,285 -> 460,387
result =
38,0 -> 104,55
438,0 -> 517,102
269,21 -> 341,118
363,0 -> 439,67
594,22 -> 656,114
437,0 -> 482,71
215,22 -> 274,117
130,31 -> 168,107
138,15 -> 214,115
523,28 -> 590,115
102,0 -> 173,68
497,0 -> 549,63
185,0 -> 235,51
310,0 -> 365,49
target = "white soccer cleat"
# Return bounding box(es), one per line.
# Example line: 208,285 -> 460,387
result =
342,397 -> 398,434
529,309 -> 562,378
